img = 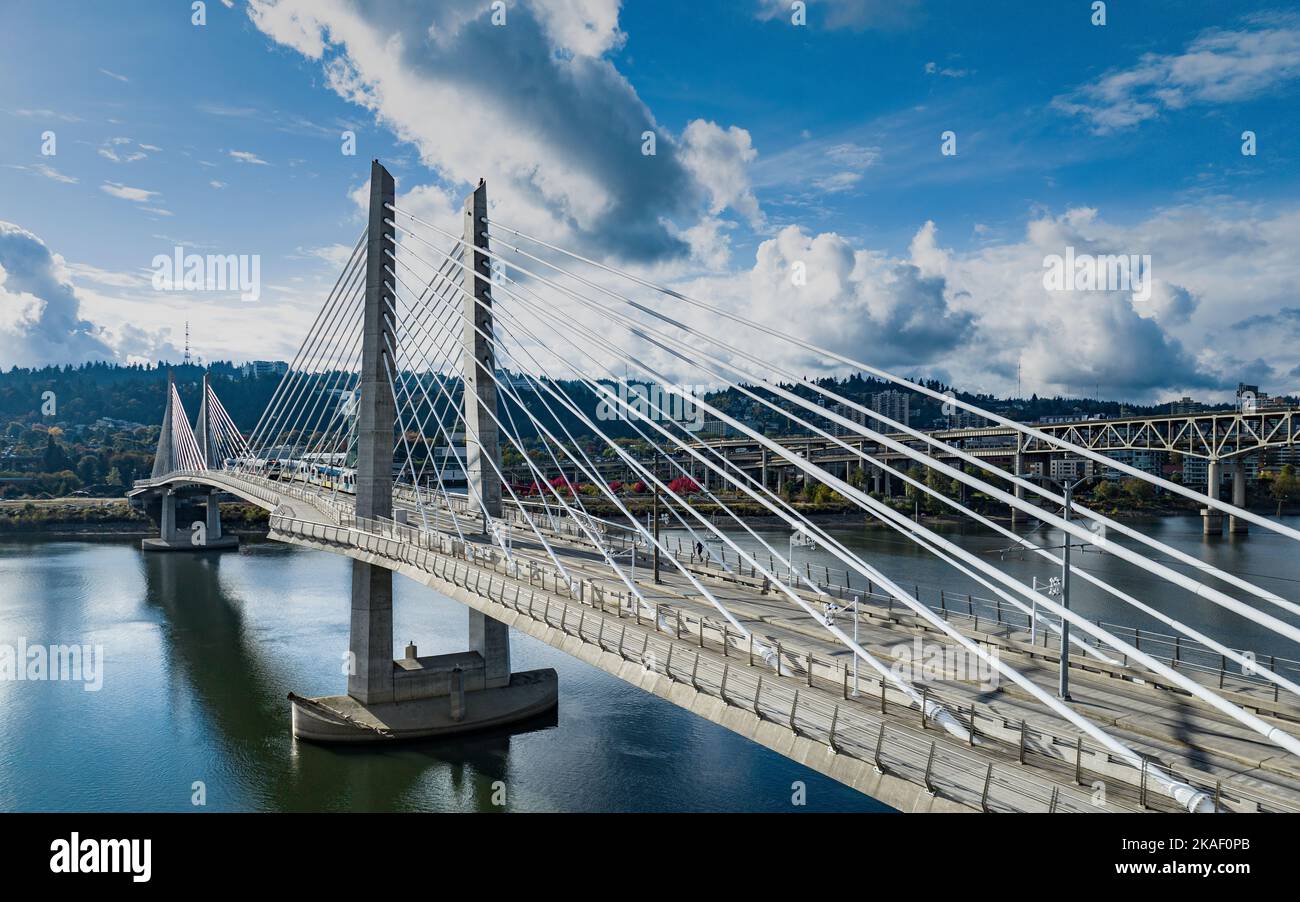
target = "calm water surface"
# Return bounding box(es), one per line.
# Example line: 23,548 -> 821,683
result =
0,535 -> 884,812
2,514 -> 1295,812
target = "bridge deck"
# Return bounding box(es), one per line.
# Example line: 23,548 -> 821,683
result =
133,471 -> 1300,812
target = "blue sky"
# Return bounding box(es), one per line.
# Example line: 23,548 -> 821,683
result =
2,1 -> 1299,402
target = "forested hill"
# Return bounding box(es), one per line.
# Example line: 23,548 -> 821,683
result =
0,360 -> 1228,438
0,361 -> 279,430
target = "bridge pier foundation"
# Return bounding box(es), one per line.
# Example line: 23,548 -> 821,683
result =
141,486 -> 239,552
1229,458 -> 1249,535
1202,457 -> 1224,535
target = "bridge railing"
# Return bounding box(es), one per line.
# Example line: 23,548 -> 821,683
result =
265,508 -> 1299,813
632,537 -> 1300,708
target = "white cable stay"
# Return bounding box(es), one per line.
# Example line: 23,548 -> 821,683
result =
484,267 -> 1300,695
379,210 -> 1294,805
485,308 -> 991,736
392,234 -> 1232,807
489,268 -> 1114,667
486,276 -> 1300,770
393,226 -> 1016,737
251,262 -> 365,465
439,209 -> 1300,652
386,250 -> 489,543
381,280 -> 586,588
387,246 -> 768,637
480,214 -> 1300,545
245,271 -> 365,471
243,230 -> 366,463
383,258 -> 648,606
386,205 -> 1300,657
471,214 -> 1299,622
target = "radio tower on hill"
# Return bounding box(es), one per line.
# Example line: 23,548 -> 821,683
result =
184,321 -> 191,364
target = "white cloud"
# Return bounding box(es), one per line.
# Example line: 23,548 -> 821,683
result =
99,182 -> 159,202
99,68 -> 130,83
229,149 -> 270,165
924,61 -> 969,78
98,137 -> 149,163
526,0 -> 626,58
65,262 -> 147,289
299,243 -> 356,267
0,221 -> 115,367
5,163 -> 79,184
10,108 -> 82,122
754,0 -> 921,30
638,197 -> 1300,402
679,120 -> 764,228
1053,15 -> 1300,132
209,180 -> 227,189
245,0 -> 754,263
811,171 -> 863,192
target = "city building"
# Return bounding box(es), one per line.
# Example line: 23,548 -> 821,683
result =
1049,455 -> 1096,482
1099,449 -> 1165,481
241,360 -> 289,379
869,390 -> 910,428
831,402 -> 869,435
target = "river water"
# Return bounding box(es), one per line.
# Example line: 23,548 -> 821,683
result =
1,514 -> 1296,812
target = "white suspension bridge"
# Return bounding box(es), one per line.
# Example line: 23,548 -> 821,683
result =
129,161 -> 1300,814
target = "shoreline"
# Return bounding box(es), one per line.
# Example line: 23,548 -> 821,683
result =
0,498 -> 269,540
2,495 -> 1289,539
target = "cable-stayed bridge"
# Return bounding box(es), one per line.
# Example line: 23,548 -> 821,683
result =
129,161 -> 1300,813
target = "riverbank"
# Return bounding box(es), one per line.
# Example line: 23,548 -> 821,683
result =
1,494 -> 1290,537
0,498 -> 269,537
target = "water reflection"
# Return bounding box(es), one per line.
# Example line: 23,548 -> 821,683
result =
1,537 -> 877,812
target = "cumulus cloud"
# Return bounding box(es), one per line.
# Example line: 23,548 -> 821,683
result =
645,197 -> 1300,402
1053,14 -> 1300,132
528,0 -> 625,57
0,221 -> 115,367
245,0 -> 758,263
676,224 -> 973,374
679,120 -> 763,228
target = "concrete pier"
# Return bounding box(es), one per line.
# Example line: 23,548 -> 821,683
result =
1230,457 -> 1250,534
141,486 -> 238,552
1202,457 -> 1224,535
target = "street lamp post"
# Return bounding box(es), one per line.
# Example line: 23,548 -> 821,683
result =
1059,478 -> 1074,701
653,485 -> 661,584
851,594 -> 860,696
1016,468 -> 1105,702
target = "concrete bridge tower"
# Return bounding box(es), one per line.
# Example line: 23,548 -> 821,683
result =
290,161 -> 555,743
346,159 -> 399,705
461,177 -> 511,689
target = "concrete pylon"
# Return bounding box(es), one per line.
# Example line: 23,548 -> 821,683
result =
194,372 -> 213,469
151,370 -> 175,478
461,177 -> 511,689
461,178 -> 501,525
1202,457 -> 1224,535
289,163 -> 556,744
348,159 -> 398,705
1230,456 -> 1249,534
